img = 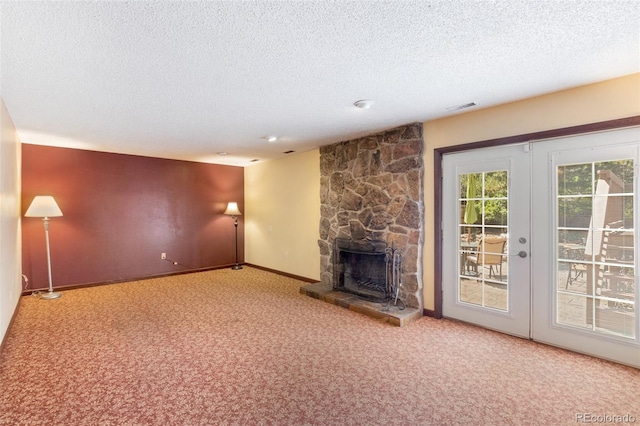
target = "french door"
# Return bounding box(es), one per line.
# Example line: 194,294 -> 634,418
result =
532,128 -> 639,367
442,127 -> 640,368
442,143 -> 531,338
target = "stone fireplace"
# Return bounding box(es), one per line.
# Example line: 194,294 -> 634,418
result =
318,123 -> 424,310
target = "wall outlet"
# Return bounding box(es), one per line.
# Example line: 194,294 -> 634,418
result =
283,251 -> 288,260
161,252 -> 167,260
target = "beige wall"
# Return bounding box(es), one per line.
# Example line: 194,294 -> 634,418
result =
422,72 -> 640,310
0,97 -> 22,343
244,149 -> 321,280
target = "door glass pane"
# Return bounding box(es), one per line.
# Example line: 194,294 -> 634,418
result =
556,160 -> 636,339
558,164 -> 592,196
458,172 -> 508,311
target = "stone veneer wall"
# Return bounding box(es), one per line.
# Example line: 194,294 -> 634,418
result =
318,123 -> 424,309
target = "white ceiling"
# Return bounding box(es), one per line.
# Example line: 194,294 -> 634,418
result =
1,1 -> 639,166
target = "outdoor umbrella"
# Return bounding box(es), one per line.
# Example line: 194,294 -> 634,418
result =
464,173 -> 479,242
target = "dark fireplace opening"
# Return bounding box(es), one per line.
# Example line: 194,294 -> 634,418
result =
337,251 -> 387,300
333,238 -> 388,302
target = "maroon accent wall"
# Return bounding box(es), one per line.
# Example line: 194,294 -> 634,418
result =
22,145 -> 244,290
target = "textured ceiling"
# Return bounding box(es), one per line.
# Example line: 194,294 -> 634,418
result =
1,1 -> 639,166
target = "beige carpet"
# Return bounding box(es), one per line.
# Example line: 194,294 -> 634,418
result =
1,267 -> 638,425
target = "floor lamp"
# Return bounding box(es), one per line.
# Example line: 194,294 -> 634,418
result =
223,202 -> 243,270
25,196 -> 64,300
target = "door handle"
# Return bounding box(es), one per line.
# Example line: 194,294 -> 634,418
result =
512,251 -> 528,258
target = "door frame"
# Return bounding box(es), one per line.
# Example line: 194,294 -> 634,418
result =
433,116 -> 640,319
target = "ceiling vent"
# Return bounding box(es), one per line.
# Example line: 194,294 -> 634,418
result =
446,102 -> 477,112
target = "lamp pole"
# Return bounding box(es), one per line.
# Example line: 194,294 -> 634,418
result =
40,217 -> 61,299
232,215 -> 242,270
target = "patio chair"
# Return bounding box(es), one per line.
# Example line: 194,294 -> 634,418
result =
466,236 -> 507,279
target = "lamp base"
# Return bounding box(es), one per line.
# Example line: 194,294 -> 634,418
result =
231,264 -> 243,270
40,291 -> 62,300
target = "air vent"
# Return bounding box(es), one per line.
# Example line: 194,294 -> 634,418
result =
446,102 -> 477,112
250,159 -> 259,162
283,150 -> 295,154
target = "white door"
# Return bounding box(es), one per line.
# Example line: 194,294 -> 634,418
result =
442,127 -> 640,368
442,144 -> 531,338
531,127 -> 640,367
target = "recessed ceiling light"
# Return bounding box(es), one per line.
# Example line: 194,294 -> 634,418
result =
217,152 -> 228,156
354,99 -> 374,109
263,135 -> 278,142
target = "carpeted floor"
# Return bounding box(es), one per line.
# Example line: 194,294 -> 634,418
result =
1,267 -> 638,425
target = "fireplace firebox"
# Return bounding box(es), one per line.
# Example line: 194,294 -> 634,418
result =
333,238 -> 403,304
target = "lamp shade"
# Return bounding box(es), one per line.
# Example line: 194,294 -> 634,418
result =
25,196 -> 63,218
223,202 -> 242,216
